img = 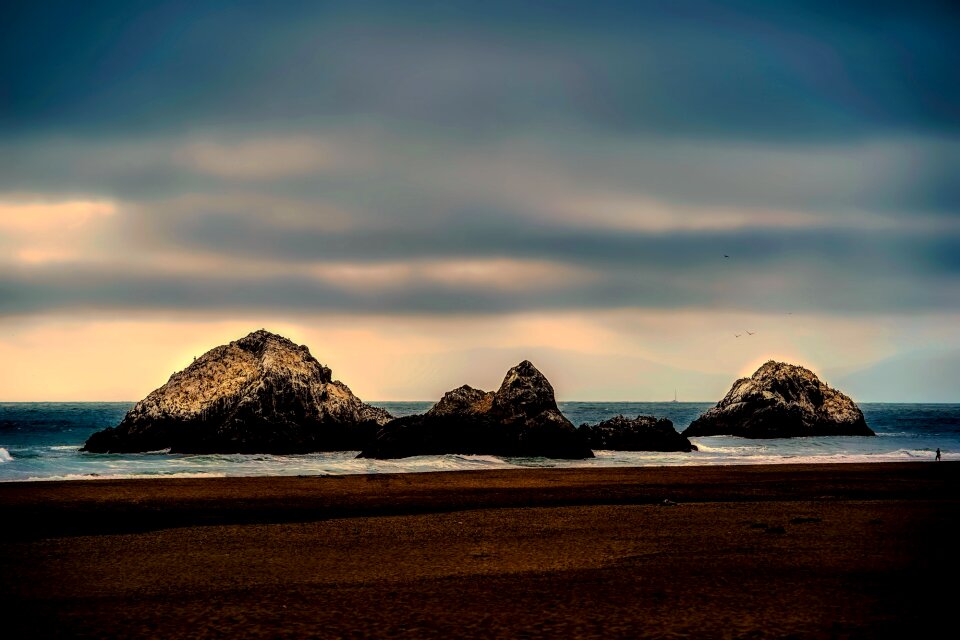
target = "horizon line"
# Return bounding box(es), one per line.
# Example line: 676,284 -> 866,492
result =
0,398 -> 719,403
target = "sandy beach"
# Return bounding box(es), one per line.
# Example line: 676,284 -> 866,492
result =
2,462 -> 957,638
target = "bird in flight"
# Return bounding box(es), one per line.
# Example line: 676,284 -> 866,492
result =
723,254 -> 730,258
734,333 -> 741,338
746,330 -> 755,336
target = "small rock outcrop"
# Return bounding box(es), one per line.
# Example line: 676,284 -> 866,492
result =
360,360 -> 594,459
682,360 -> 873,439
580,415 -> 697,452
82,330 -> 392,454
426,385 -> 495,418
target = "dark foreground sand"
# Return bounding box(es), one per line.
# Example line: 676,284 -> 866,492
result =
2,463 -> 958,638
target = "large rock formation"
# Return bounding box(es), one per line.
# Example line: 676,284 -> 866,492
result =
360,360 -> 594,459
682,360 -> 873,439
82,330 -> 392,454
580,415 -> 698,452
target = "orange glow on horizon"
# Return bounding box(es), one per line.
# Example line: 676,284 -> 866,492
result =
0,310 -> 941,402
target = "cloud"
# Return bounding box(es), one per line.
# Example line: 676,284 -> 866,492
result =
0,132 -> 375,198
156,207 -> 960,277
1,1 -> 958,401
3,131 -> 958,224
2,131 -> 959,318
2,220 -> 959,318
306,259 -> 598,292
1,125 -> 957,320
0,196 -> 115,231
172,136 -> 349,180
2,2 -> 957,140
0,196 -> 117,264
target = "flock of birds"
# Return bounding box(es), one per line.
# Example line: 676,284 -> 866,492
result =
723,253 -> 768,338
724,254 -> 763,339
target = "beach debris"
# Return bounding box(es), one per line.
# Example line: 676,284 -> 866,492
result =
682,360 -> 874,439
359,360 -> 594,459
82,329 -> 392,454
660,498 -> 679,507
579,415 -> 697,452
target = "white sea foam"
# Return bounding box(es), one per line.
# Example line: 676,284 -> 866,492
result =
22,472 -> 229,482
686,442 -> 760,454
2,449 -> 953,482
0,448 -> 12,462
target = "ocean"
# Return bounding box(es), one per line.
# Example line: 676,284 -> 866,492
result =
1,402 -> 957,482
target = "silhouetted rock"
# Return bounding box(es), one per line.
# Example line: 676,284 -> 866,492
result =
82,330 -> 391,454
360,360 -> 594,459
580,415 -> 697,452
682,360 -> 873,439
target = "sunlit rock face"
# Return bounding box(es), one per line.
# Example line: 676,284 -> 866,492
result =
82,330 -> 391,453
425,385 -> 495,418
360,360 -> 594,459
580,415 -> 697,452
682,360 -> 873,439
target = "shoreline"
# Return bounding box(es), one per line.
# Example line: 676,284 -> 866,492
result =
4,462 -> 958,637
1,462 -> 956,537
2,448 -> 953,485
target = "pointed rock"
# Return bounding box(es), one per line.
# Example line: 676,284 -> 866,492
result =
492,360 -> 558,420
682,360 -> 873,438
82,330 -> 391,453
580,415 -> 697,452
360,360 -> 593,459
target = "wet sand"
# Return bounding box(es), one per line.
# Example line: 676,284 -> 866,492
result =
2,463 -> 958,638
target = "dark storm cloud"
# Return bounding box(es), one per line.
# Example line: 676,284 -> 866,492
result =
2,223 -> 959,317
2,1 -> 959,321
160,209 -> 960,276
2,133 -> 958,220
2,1 -> 958,140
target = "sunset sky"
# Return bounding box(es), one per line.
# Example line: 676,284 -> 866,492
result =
2,1 -> 959,402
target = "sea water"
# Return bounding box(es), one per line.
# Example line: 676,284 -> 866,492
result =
1,402 -> 957,482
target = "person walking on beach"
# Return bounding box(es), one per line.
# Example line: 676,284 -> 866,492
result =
935,448 -> 941,461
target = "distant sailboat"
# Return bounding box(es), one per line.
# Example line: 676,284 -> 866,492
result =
670,389 -> 678,403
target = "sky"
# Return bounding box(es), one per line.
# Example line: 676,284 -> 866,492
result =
1,0 -> 959,402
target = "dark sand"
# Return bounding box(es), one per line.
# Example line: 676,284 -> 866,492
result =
2,463 -> 958,638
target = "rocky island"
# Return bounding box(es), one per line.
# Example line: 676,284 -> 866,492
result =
580,415 -> 697,452
360,360 -> 594,459
682,360 -> 873,438
82,330 -> 391,454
